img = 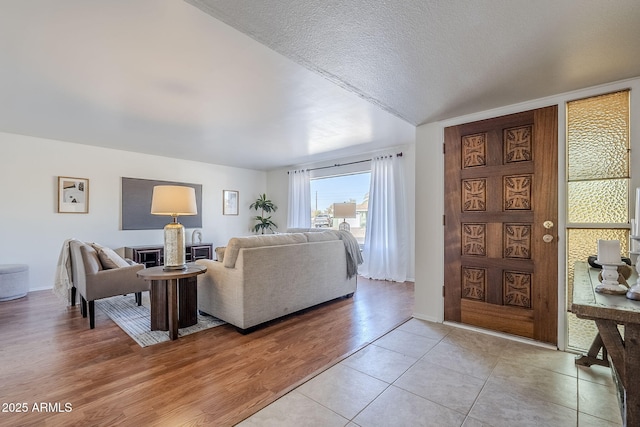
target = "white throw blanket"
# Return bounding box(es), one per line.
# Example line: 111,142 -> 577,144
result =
327,230 -> 363,279
53,239 -> 76,305
287,228 -> 363,279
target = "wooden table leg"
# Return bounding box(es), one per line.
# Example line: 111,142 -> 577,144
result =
575,332 -> 610,367
595,319 -> 639,426
168,278 -> 178,340
150,280 -> 168,331
625,325 -> 640,427
178,276 -> 198,328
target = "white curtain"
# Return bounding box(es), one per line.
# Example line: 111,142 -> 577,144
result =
287,169 -> 311,228
360,153 -> 408,282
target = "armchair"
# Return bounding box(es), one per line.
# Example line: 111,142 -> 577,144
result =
69,240 -> 149,329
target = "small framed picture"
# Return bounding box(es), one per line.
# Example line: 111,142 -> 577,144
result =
223,190 -> 239,215
58,176 -> 89,213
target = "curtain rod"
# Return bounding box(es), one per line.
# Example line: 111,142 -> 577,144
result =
289,152 -> 403,174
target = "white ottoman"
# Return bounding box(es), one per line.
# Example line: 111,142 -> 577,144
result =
0,264 -> 29,301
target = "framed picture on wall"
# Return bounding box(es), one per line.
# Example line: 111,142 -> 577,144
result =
58,176 -> 89,213
223,190 -> 239,215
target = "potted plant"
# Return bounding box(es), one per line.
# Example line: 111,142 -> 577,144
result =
250,193 -> 278,234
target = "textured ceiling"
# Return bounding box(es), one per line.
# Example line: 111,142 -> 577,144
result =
188,0 -> 640,125
1,1 -> 639,170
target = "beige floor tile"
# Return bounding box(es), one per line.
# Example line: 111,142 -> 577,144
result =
241,318 -> 626,426
500,340 -> 578,378
353,385 -> 466,427
372,329 -> 440,358
394,359 -> 485,414
341,343 -> 418,383
236,391 -> 347,427
578,411 -> 622,427
469,380 -> 577,427
423,340 -> 499,380
578,379 -> 623,424
397,318 -> 453,340
443,327 -> 513,357
489,359 -> 577,409
462,417 -> 494,427
577,364 -> 616,387
297,363 -> 388,420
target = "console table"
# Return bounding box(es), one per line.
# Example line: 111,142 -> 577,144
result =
571,261 -> 640,426
137,264 -> 207,340
125,243 -> 213,268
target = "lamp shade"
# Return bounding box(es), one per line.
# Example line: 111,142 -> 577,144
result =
333,202 -> 356,219
150,185 -> 197,216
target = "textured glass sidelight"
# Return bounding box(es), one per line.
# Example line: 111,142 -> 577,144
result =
568,179 -> 629,223
566,90 -> 630,353
567,90 -> 630,181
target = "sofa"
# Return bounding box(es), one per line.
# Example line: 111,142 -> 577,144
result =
195,231 -> 358,332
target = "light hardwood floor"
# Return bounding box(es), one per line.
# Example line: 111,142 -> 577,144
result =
0,277 -> 413,426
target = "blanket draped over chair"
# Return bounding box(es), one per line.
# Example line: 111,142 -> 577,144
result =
53,238 -> 76,305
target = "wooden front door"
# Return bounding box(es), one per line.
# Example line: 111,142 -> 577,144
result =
444,106 -> 558,344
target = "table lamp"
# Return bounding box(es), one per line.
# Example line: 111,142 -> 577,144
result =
151,185 -> 197,270
333,202 -> 356,231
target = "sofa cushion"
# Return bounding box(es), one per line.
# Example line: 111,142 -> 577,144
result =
304,231 -> 339,242
91,243 -> 129,269
287,228 -> 326,233
223,233 -> 308,268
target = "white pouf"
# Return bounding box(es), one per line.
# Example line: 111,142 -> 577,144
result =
0,264 -> 29,301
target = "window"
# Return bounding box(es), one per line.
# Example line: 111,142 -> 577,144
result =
566,90 -> 630,352
310,172 -> 371,245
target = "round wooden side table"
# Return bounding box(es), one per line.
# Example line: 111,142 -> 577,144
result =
137,263 -> 207,340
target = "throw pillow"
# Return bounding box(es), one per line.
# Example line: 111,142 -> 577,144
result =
78,243 -> 103,273
91,243 -> 129,269
215,246 -> 226,262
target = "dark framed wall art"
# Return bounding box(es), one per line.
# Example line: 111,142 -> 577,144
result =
121,177 -> 203,230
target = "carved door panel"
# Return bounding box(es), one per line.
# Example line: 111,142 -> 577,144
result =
444,106 -> 558,344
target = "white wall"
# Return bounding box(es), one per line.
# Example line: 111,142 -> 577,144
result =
267,143 -> 416,281
414,123 -> 444,322
1,132 -> 268,292
414,76 -> 640,347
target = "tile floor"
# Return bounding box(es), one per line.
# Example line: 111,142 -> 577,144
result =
238,319 -> 623,427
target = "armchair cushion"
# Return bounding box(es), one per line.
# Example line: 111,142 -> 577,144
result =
80,245 -> 103,274
91,243 -> 129,269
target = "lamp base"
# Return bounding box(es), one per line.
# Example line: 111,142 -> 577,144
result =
339,220 -> 350,231
163,220 -> 186,270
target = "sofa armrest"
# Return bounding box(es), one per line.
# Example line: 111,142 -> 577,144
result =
195,259 -> 240,282
195,259 -> 244,323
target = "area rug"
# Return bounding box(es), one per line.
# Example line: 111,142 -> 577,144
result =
95,294 -> 226,347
